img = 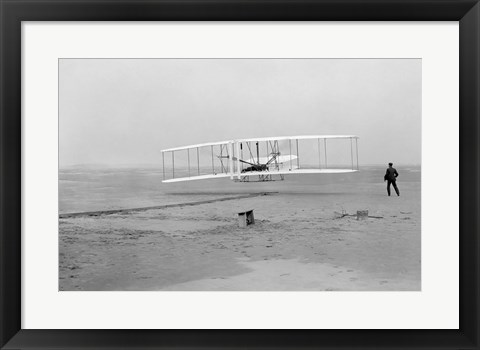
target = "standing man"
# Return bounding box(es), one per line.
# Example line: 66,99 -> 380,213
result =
384,162 -> 400,196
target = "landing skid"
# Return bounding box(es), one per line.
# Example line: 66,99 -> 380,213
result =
236,174 -> 285,182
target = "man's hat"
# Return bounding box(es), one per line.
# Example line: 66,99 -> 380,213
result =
388,162 -> 393,166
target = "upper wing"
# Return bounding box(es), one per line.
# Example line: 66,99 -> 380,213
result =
237,135 -> 359,143
161,140 -> 232,152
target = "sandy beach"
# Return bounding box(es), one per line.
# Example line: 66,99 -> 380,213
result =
59,167 -> 421,291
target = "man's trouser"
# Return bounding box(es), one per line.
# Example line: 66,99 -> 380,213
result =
387,179 -> 400,196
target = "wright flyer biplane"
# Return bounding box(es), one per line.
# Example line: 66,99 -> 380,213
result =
161,135 -> 359,183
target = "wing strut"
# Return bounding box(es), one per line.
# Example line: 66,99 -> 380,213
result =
289,140 -> 292,170
356,138 -> 359,170
172,151 -> 175,178
266,141 -> 269,161
162,152 -> 165,180
246,142 -> 255,164
350,138 -> 354,170
296,139 -> 300,169
318,138 -> 321,169
197,147 -> 200,175
188,149 -> 191,177
324,139 -> 327,168
211,145 -> 214,174
235,142 -> 241,179
228,142 -> 234,179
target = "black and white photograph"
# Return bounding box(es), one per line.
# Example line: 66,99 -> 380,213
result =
59,58 -> 421,291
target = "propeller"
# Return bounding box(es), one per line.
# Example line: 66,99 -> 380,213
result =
266,153 -> 279,165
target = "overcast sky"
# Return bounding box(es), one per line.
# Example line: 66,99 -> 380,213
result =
59,59 -> 421,168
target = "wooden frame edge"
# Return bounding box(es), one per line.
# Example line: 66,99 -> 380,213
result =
1,1 -> 478,349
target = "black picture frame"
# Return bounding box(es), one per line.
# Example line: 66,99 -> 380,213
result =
1,0 -> 478,349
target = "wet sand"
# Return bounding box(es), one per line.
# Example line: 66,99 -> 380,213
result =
59,180 -> 420,291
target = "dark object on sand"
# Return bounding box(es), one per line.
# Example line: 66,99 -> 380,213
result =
238,210 -> 255,228
357,210 -> 369,220
334,210 -> 383,220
